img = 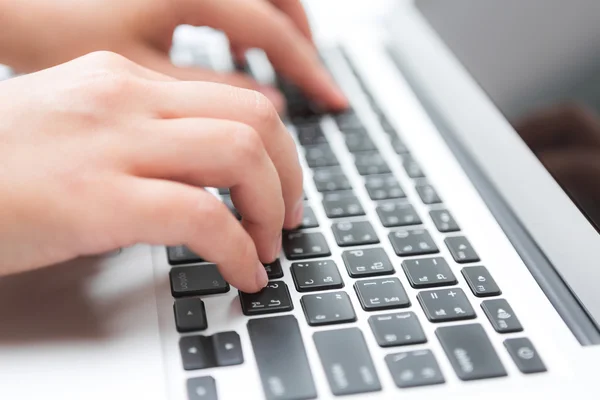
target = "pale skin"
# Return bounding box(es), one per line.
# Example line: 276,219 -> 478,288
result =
0,0 -> 348,293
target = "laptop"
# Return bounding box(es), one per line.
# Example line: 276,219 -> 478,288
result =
2,0 -> 600,399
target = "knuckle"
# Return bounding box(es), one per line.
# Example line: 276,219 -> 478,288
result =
84,69 -> 136,109
82,51 -> 130,69
230,124 -> 266,166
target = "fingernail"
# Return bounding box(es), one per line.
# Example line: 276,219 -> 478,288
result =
293,200 -> 304,227
258,86 -> 286,113
255,262 -> 269,289
273,232 -> 282,260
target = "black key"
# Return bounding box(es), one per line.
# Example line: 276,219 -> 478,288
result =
391,136 -> 410,154
301,291 -> 356,326
264,259 -> 283,279
170,264 -> 230,298
212,331 -> 244,367
385,350 -> 445,388
365,174 -> 405,200
334,111 -> 363,131
299,206 -> 319,229
239,281 -> 293,316
354,278 -> 410,311
402,154 -> 425,178
303,144 -> 339,168
415,183 -> 441,204
389,229 -> 439,256
436,324 -> 507,380
322,191 -> 365,218
369,312 -> 426,347
179,331 -> 243,370
314,328 -> 381,396
445,236 -> 480,263
312,167 -> 352,192
247,315 -> 317,400
217,187 -> 230,195
430,209 -> 460,232
291,260 -> 344,292
402,257 -> 457,288
187,377 -> 218,400
174,297 -> 208,332
283,232 -> 331,260
167,245 -> 203,265
354,151 -> 391,175
222,195 -> 241,220
376,201 -> 421,227
296,123 -> 327,146
504,338 -> 547,374
462,266 -> 501,297
342,248 -> 394,278
417,288 -> 476,322
380,116 -> 395,133
345,132 -> 377,152
481,299 -> 523,333
332,220 -> 379,247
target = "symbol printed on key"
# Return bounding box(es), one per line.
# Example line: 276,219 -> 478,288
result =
435,309 -> 447,316
448,291 -> 457,297
437,274 -> 447,280
400,370 -> 414,382
478,276 -> 487,282
497,309 -> 511,319
421,368 -> 436,379
454,307 -> 466,314
518,347 -> 535,360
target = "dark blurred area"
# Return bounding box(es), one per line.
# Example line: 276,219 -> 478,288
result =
417,0 -> 600,230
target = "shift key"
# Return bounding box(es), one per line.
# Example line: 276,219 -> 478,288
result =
314,328 -> 381,396
248,315 -> 317,400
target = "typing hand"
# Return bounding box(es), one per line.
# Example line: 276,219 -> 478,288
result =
0,52 -> 304,293
1,0 -> 347,112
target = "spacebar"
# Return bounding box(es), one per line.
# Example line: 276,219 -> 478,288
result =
247,315 -> 317,400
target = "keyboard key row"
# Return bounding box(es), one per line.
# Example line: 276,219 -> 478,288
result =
180,331 -> 243,370
365,174 -> 405,200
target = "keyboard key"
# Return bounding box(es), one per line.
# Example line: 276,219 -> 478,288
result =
504,338 -> 547,374
264,259 -> 283,279
291,260 -> 344,292
187,377 -> 218,400
481,299 -> 523,333
445,236 -> 480,263
322,191 -> 365,218
303,144 -> 339,168
462,266 -> 501,297
296,123 -> 327,146
222,195 -> 241,220
365,174 -> 405,200
332,220 -> 379,247
369,312 -> 426,347
335,111 -> 363,131
376,201 -> 421,227
391,136 -> 410,154
239,281 -> 293,316
314,328 -> 381,396
402,257 -> 457,288
312,167 -> 352,192
354,151 -> 391,175
299,206 -> 319,229
179,331 -> 243,370
402,154 -> 425,178
436,324 -> 507,381
301,291 -> 356,326
417,288 -> 476,322
248,315 -> 317,400
167,245 -> 203,265
354,278 -> 410,311
345,132 -> 377,152
170,264 -> 230,298
174,297 -> 208,332
217,187 -> 230,195
429,209 -> 460,232
415,183 -> 441,204
342,248 -> 394,278
385,350 -> 445,388
283,232 -> 331,260
389,229 -> 439,256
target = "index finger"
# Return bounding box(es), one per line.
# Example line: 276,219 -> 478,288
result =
270,0 -> 314,42
175,0 -> 348,110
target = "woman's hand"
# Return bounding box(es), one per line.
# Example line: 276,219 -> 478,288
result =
0,51 -> 304,293
0,0 -> 347,112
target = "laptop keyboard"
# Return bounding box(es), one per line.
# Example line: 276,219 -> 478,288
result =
164,46 -> 547,399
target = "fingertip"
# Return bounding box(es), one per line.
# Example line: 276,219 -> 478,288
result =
255,262 -> 269,291
258,86 -> 286,113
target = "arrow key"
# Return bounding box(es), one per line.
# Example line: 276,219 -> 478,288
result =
174,297 -> 208,333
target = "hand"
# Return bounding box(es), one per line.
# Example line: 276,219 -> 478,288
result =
0,0 -> 348,112
0,51 -> 304,293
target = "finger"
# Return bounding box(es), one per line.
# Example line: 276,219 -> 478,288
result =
150,81 -> 304,229
175,0 -> 348,110
131,118 -> 285,264
135,49 -> 285,111
270,0 -> 314,42
118,177 -> 268,292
